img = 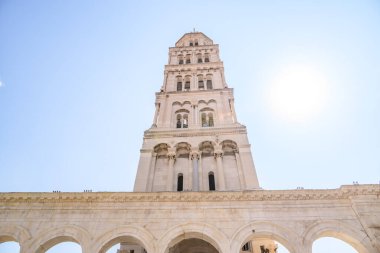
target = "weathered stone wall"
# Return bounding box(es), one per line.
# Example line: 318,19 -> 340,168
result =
1,185 -> 379,253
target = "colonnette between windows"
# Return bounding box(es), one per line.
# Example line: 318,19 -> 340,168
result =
176,74 -> 213,91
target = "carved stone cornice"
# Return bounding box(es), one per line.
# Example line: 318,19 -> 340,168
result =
0,185 -> 379,204
144,125 -> 247,139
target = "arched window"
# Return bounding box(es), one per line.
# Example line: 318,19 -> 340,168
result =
208,113 -> 214,127
176,76 -> 182,91
198,75 -> 204,89
185,76 -> 191,90
178,55 -> 184,65
177,174 -> 183,191
189,41 -> 193,46
206,75 -> 213,89
200,109 -> 215,127
194,39 -> 199,46
176,114 -> 182,128
208,172 -> 215,191
204,53 -> 210,62
183,114 -> 188,128
201,113 -> 207,127
186,54 -> 191,64
175,110 -> 190,129
197,53 -> 202,63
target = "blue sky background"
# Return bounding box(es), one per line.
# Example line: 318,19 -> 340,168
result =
1,1 -> 379,252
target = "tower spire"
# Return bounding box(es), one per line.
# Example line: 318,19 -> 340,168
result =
134,32 -> 260,192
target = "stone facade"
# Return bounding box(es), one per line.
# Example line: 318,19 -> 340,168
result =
0,32 -> 379,253
134,32 -> 259,193
0,186 -> 379,253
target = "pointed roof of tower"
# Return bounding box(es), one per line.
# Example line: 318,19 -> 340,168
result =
175,32 -> 214,47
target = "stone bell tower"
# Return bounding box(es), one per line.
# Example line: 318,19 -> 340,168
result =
134,32 -> 260,192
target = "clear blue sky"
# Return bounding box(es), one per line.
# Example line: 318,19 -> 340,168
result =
0,1 -> 379,253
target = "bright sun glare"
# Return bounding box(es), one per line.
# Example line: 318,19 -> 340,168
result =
269,65 -> 328,122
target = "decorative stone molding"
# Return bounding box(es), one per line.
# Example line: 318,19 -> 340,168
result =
214,151 -> 223,159
1,185 -> 379,204
167,152 -> 176,160
190,151 -> 200,160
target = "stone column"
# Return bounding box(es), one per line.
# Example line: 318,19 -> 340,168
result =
146,152 -> 157,191
162,70 -> 168,90
187,153 -> 193,190
229,98 -> 237,123
192,72 -> 196,90
162,94 -> 169,127
295,241 -> 312,253
214,151 -> 226,190
189,104 -> 196,126
166,152 -> 176,191
152,103 -> 160,127
234,150 -> 246,190
198,152 -> 203,190
191,151 -> 200,191
194,104 -> 199,126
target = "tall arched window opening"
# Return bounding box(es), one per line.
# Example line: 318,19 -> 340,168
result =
178,55 -> 184,64
208,172 -> 215,191
175,111 -> 190,128
177,174 -> 184,191
197,53 -> 203,63
176,114 -> 182,128
208,113 -> 214,127
189,41 -> 193,46
177,76 -> 182,91
204,53 -> 210,62
201,113 -> 207,127
200,109 -> 215,127
183,114 -> 188,128
198,75 -> 204,89
206,75 -> 213,89
195,39 -> 199,46
185,76 -> 191,90
186,54 -> 191,64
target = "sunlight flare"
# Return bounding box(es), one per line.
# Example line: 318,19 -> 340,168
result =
269,64 -> 328,122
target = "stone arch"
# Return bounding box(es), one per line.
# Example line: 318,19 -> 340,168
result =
303,220 -> 375,253
198,100 -> 207,105
220,140 -> 238,154
200,107 -> 214,112
93,225 -> 155,253
172,101 -> 182,107
199,141 -> 216,155
175,142 -> 191,156
208,99 -> 217,104
230,221 -> 298,253
154,143 -> 170,156
29,224 -> 91,253
0,224 -> 31,245
175,109 -> 190,114
158,222 -> 229,253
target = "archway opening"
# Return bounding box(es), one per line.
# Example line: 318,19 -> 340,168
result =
36,236 -> 81,253
45,241 -> 81,253
312,237 -> 358,253
169,238 -> 219,253
240,239 -> 290,253
100,236 -> 147,253
0,241 -> 20,253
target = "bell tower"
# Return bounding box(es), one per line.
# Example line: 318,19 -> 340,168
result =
134,32 -> 260,192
